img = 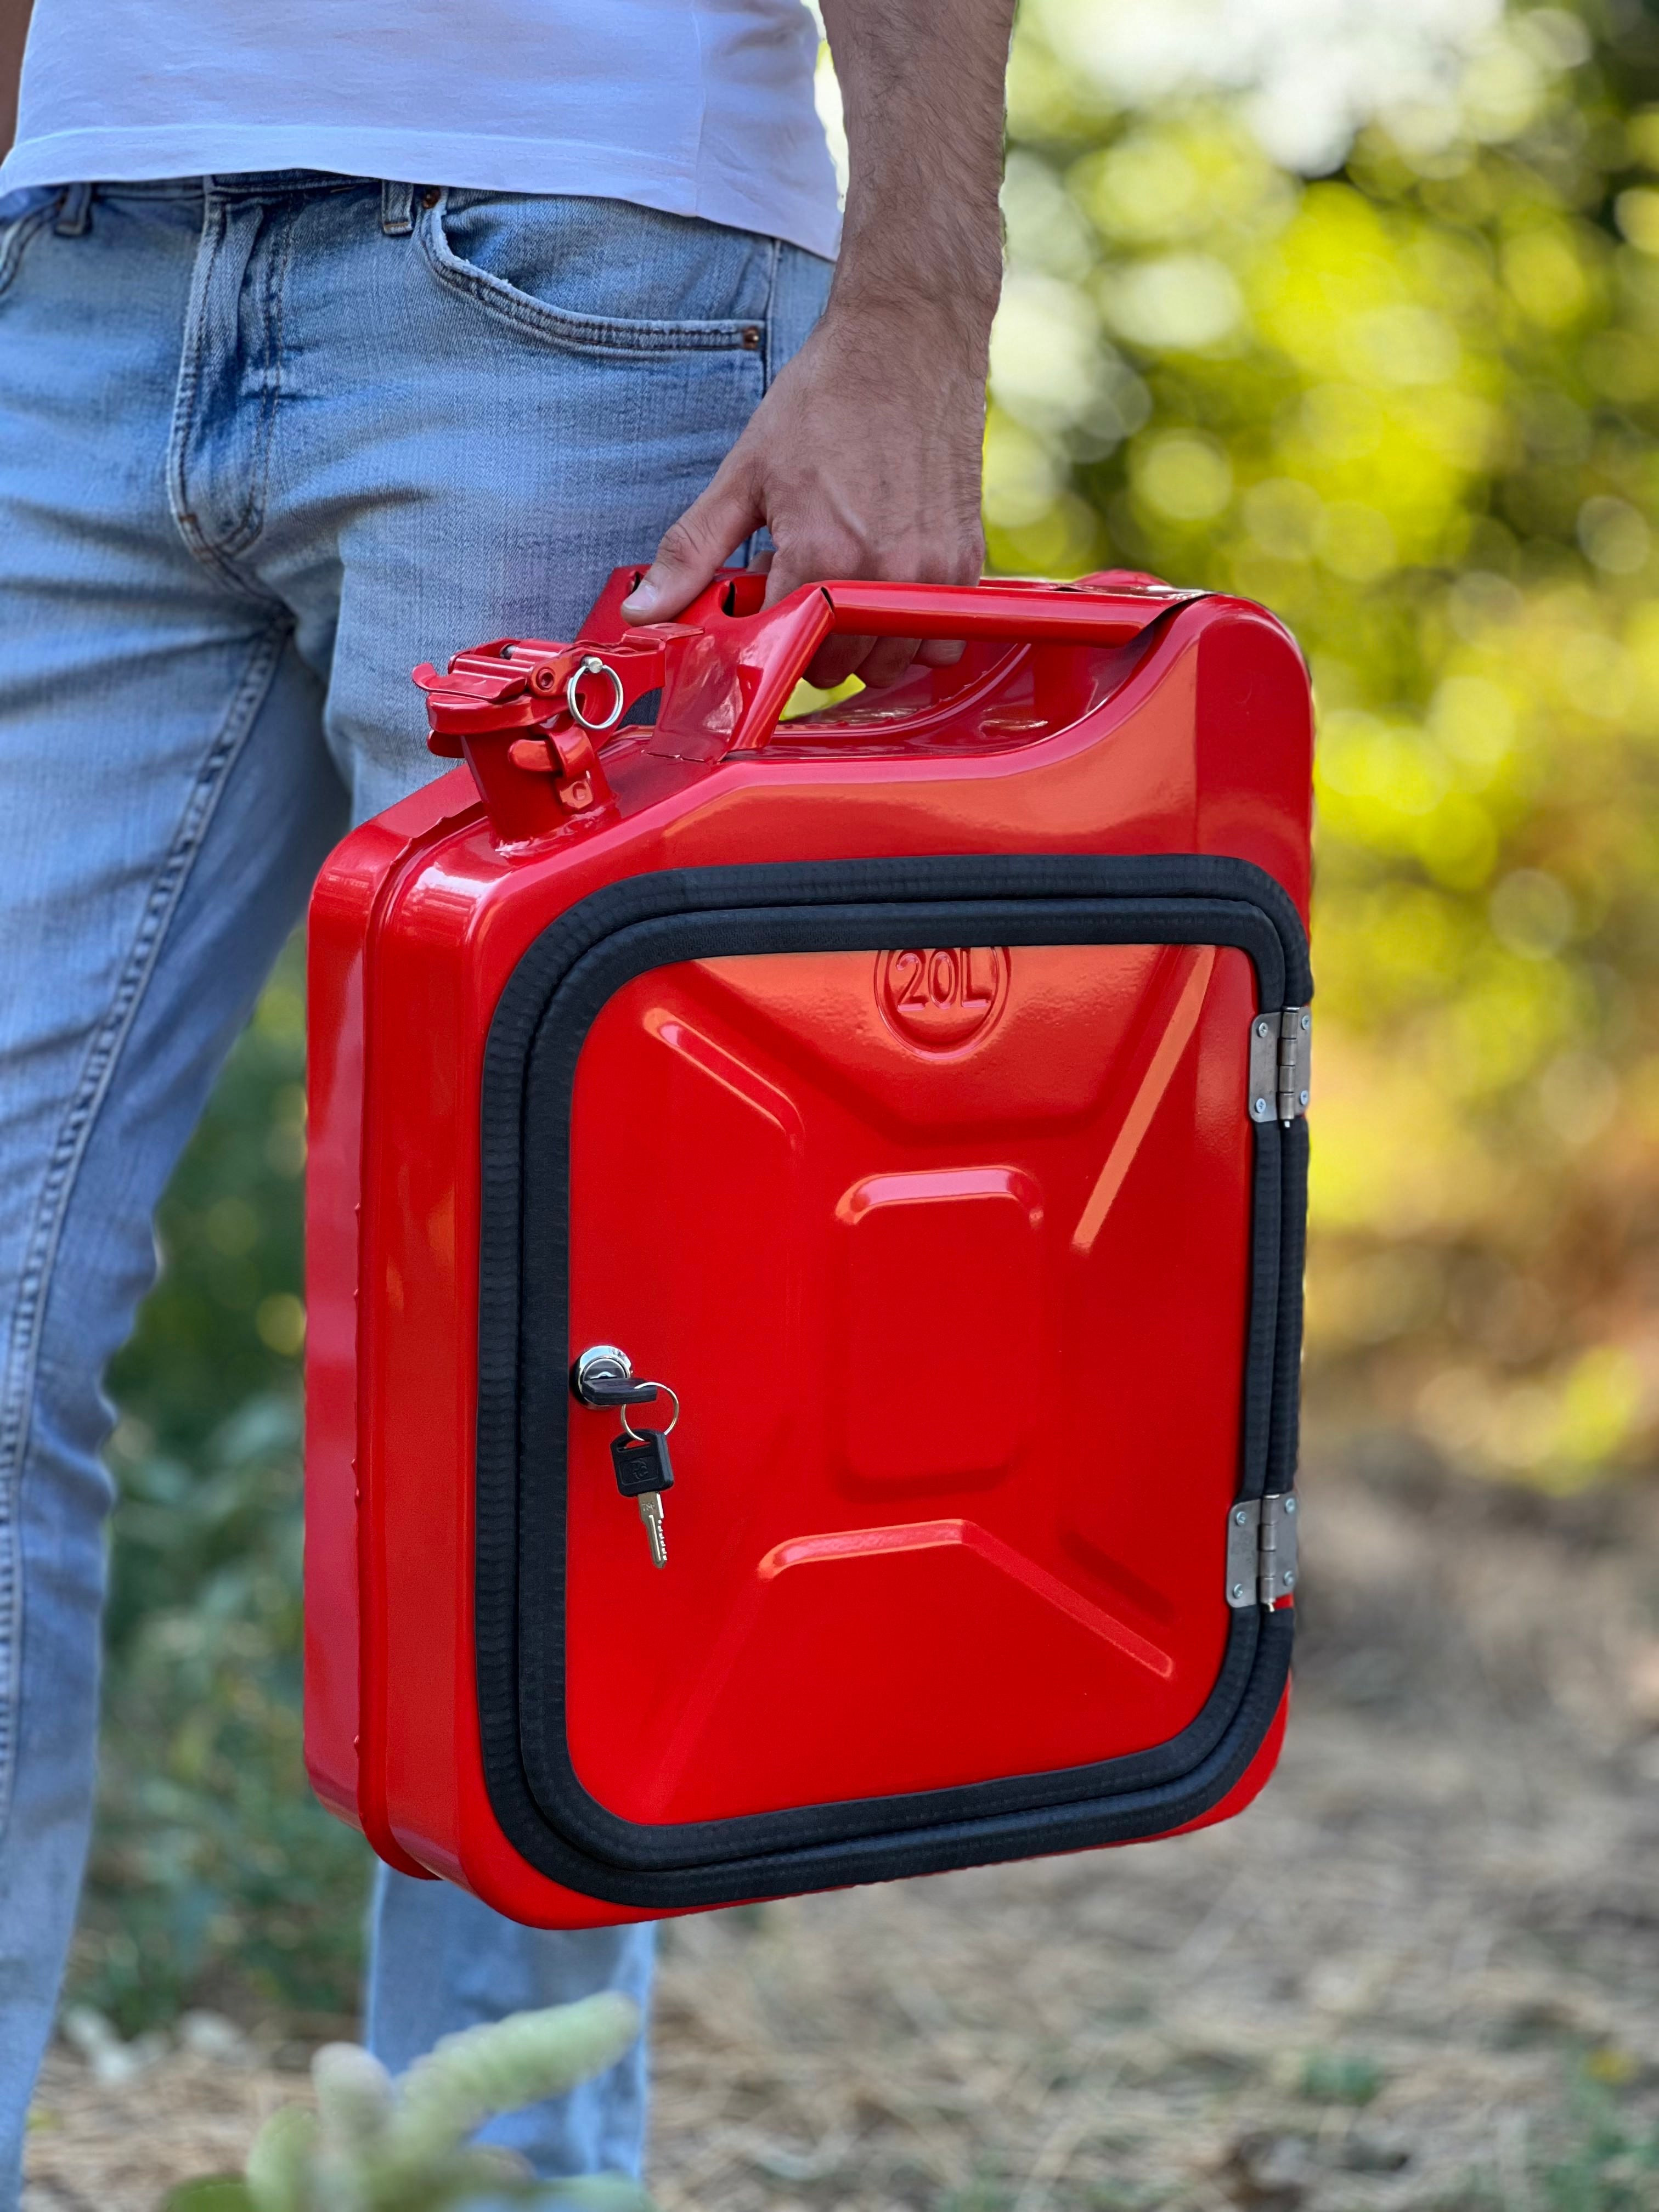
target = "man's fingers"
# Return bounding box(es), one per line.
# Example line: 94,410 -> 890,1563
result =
764,564 -> 910,690
800,634 -> 929,691
854,636 -> 923,690
762,554 -> 856,689
801,624 -> 965,692
802,632 -> 874,691
621,466 -> 762,624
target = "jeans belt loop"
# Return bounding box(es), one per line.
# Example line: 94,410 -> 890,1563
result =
381,182 -> 415,238
54,183 -> 93,238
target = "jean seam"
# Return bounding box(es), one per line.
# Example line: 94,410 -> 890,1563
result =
0,199 -> 63,303
760,236 -> 783,392
0,623 -> 290,1838
166,198 -> 287,601
218,208 -> 294,561
416,195 -> 768,358
166,191 -> 221,556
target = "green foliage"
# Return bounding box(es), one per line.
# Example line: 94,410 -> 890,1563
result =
77,1392 -> 368,2034
1540,2073 -> 1659,2212
108,940 -> 309,1454
1299,2051 -> 1385,2106
167,2185 -> 255,2212
77,938 -> 369,2036
995,0 -> 1659,1484
164,1997 -> 654,2212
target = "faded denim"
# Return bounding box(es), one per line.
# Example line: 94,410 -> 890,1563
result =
0,170 -> 831,2202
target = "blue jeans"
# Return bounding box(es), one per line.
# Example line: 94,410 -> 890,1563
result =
0,171 -> 831,2200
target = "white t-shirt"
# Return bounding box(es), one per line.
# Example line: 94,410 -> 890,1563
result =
0,0 -> 840,259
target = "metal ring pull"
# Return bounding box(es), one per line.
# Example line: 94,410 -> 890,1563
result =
620,1385 -> 679,1443
565,653 -> 627,733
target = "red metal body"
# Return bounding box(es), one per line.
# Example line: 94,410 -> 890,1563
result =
305,568 -> 1313,1926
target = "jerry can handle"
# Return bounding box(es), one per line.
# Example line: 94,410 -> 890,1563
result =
705,574 -> 1201,754
821,578 -> 1190,642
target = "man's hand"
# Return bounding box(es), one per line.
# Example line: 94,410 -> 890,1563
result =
620,0 -> 1017,691
619,296 -> 988,691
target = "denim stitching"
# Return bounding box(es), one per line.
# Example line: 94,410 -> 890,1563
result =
760,236 -> 782,392
52,183 -> 92,238
380,182 -> 415,238
167,194 -> 224,561
0,624 -> 290,1834
219,205 -> 294,561
166,198 -> 290,606
92,175 -> 360,203
416,194 -> 766,358
0,199 -> 63,302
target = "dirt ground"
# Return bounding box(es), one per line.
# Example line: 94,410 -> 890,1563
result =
25,1442 -> 1659,2210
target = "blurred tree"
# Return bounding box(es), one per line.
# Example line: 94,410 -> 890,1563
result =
993,0 -> 1659,1488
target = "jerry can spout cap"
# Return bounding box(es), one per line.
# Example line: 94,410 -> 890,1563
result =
412,636 -> 678,839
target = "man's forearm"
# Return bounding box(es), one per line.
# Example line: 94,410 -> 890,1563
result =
621,0 -> 1014,684
820,0 -> 1013,336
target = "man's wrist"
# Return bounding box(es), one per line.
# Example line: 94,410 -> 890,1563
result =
827,266 -> 1001,331
820,247 -> 1002,359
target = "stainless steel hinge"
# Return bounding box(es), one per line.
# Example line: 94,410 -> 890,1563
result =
1225,1492 -> 1300,1608
1249,1007 -> 1312,1126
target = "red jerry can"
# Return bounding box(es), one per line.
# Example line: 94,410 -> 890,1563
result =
304,567 -> 1313,1927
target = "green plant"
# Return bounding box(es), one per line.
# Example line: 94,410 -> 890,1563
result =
163,1995 -> 656,2212
75,1391 -> 369,2033
74,935 -> 368,2035
1540,2075 -> 1659,2212
108,938 -> 308,1455
1299,2051 -> 1385,2106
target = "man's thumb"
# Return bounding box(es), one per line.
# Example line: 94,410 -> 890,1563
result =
621,467 -> 760,624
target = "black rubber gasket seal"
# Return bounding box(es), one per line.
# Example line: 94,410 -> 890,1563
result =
475,855 -> 1308,1908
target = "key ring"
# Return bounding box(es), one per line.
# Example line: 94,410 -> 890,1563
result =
565,653 -> 627,733
620,1384 -> 679,1444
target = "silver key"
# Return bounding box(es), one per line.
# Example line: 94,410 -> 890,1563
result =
572,1346 -> 680,1572
637,1491 -> 668,1571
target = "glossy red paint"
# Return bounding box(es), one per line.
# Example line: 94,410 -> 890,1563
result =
564,937 -> 1252,1826
305,569 -> 1312,1925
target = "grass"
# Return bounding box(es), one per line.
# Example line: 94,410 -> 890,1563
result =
1297,2052 -> 1385,2107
